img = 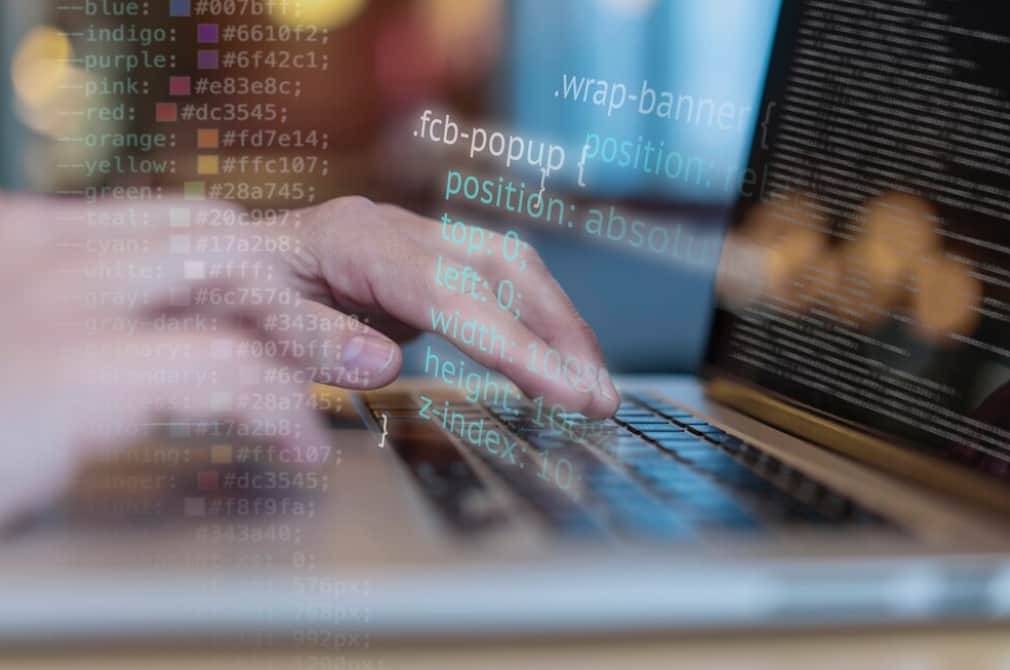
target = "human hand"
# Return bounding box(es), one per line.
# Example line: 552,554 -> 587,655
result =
0,194 -> 615,521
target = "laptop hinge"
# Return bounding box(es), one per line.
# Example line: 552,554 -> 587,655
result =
707,377 -> 1010,517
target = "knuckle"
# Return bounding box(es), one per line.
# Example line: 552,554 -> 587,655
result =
376,202 -> 406,218
325,195 -> 379,222
309,196 -> 382,243
303,196 -> 385,279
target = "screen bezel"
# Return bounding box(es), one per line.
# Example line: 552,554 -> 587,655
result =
697,0 -> 1010,504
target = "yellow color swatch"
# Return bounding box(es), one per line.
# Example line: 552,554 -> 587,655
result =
210,444 -> 233,465
197,155 -> 219,175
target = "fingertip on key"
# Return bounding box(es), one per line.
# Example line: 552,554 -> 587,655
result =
593,372 -> 620,418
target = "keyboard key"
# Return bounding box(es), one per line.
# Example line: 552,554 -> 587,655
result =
690,424 -> 729,436
614,399 -> 892,527
367,392 -> 892,539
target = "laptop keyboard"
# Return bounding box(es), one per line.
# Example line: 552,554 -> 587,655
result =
364,391 -> 891,541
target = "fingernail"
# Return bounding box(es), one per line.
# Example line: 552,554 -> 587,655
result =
599,369 -> 619,405
344,334 -> 395,371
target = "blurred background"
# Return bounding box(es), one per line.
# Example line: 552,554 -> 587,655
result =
0,0 -> 780,374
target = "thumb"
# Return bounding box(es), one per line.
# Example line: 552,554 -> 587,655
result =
299,301 -> 404,389
334,322 -> 404,389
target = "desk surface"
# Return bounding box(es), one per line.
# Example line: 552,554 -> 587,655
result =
5,626 -> 1010,670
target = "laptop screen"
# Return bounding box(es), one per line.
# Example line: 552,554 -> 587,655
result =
705,0 -> 1010,484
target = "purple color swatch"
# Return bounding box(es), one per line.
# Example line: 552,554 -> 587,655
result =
197,50 -> 219,70
197,23 -> 219,44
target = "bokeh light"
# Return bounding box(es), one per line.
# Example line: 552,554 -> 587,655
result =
12,24 -> 117,189
913,255 -> 982,342
270,0 -> 367,29
419,0 -> 503,81
12,26 -> 72,110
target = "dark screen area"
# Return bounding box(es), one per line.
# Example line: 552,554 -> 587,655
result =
706,0 -> 1010,482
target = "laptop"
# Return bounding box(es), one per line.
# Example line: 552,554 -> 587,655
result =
4,0 -> 1010,644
